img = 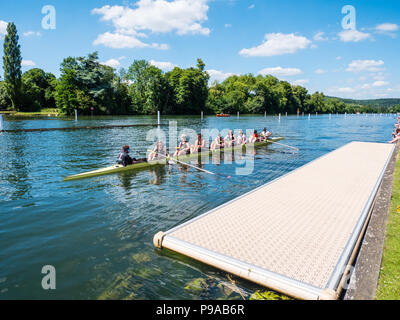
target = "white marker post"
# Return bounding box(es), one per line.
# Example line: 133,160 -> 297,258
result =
278,113 -> 281,121
157,111 -> 161,126
264,111 -> 267,118
201,111 -> 203,120
0,114 -> 3,132
75,109 -> 78,121
237,111 -> 240,119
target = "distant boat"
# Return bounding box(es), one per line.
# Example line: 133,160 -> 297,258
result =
216,114 -> 230,118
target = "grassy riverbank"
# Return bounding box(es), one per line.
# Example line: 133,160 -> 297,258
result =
376,150 -> 400,300
0,109 -> 59,117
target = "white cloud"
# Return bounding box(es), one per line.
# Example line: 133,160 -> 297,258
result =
337,87 -> 355,93
338,29 -> 372,42
23,31 -> 41,37
373,93 -> 389,97
224,24 -> 232,28
93,32 -> 168,49
240,33 -> 311,57
149,60 -> 177,71
258,66 -> 303,77
207,69 -> 237,82
336,56 -> 342,60
327,82 -> 399,98
248,4 -> 255,9
92,1 -> 210,49
0,20 -> 8,35
329,87 -> 356,94
372,73 -> 385,81
372,80 -> 389,87
101,58 -> 122,68
291,79 -> 309,86
376,23 -> 399,32
360,83 -> 371,89
315,69 -> 327,74
346,59 -> 385,73
21,60 -> 36,67
313,32 -> 328,41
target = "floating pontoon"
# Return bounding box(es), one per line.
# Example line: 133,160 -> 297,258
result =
154,142 -> 395,300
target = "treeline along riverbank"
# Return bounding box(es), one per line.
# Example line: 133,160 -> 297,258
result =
1,23 -> 400,117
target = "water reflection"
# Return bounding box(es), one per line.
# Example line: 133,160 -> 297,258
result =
117,171 -> 139,190
148,166 -> 167,185
4,132 -> 32,200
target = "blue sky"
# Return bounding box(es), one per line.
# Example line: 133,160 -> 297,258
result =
0,0 -> 399,99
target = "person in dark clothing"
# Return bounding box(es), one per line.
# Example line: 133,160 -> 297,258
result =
117,145 -> 147,167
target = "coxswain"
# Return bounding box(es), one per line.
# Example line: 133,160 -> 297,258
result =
117,145 -> 147,167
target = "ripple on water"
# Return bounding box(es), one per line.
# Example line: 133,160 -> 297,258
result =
0,114 -> 395,299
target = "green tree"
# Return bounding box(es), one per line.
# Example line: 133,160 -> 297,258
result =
20,68 -> 56,111
54,52 -> 117,115
165,62 -> 209,114
126,60 -> 151,112
54,68 -> 79,115
143,66 -> 170,114
3,22 -> 22,110
292,85 -> 309,113
206,83 -> 226,114
196,58 -> 205,72
307,92 -> 325,113
111,71 -> 132,115
0,81 -> 11,108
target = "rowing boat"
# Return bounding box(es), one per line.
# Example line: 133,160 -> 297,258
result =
63,137 -> 284,181
216,114 -> 230,118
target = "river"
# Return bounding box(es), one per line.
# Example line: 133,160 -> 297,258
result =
0,113 -> 395,299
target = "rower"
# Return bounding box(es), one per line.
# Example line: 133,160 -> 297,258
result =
390,128 -> 400,144
260,128 -> 272,141
191,133 -> 206,154
237,130 -> 247,145
249,130 -> 259,143
148,140 -> 168,161
224,130 -> 236,148
174,134 -> 191,156
211,133 -> 225,150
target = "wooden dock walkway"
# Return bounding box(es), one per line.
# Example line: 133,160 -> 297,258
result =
154,142 -> 395,300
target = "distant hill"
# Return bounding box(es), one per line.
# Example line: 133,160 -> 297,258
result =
325,97 -> 400,109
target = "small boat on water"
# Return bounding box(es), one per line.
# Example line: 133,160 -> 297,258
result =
63,137 -> 284,181
216,114 -> 230,118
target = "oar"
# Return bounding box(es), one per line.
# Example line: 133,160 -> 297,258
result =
148,149 -> 232,179
267,140 -> 299,152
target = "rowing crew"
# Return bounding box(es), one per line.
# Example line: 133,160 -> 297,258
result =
149,127 -> 272,159
210,128 -> 272,150
118,127 -> 273,165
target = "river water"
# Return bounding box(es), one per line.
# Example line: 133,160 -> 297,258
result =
0,114 -> 395,299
